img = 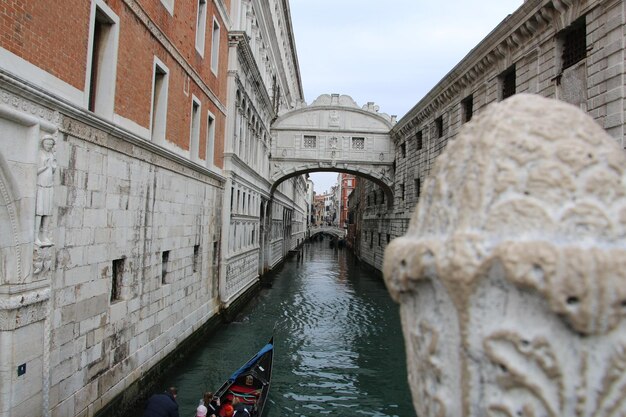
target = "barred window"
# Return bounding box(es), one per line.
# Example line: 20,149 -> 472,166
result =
500,66 -> 516,100
561,17 -> 586,71
435,116 -> 444,138
352,137 -> 365,150
461,95 -> 473,123
303,135 -> 317,148
416,130 -> 423,150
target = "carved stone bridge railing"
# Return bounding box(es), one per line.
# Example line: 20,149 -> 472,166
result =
384,94 -> 626,417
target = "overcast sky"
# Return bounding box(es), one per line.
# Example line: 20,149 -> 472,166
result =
288,0 -> 523,194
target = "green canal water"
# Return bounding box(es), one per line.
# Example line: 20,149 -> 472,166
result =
140,239 -> 416,417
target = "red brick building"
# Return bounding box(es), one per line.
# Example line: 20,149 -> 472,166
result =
1,0 -> 229,166
0,1 -> 232,416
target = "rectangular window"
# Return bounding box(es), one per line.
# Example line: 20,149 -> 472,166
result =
303,135 -> 317,148
206,112 -> 215,167
378,233 -> 381,246
416,130 -> 423,150
500,66 -> 516,100
387,234 -> 391,244
401,143 -> 406,158
461,95 -> 473,123
435,117 -> 443,138
560,17 -> 586,71
151,59 -> 169,143
195,0 -> 207,55
88,3 -> 118,118
415,178 -> 421,198
190,97 -> 201,162
161,250 -> 170,284
370,232 -> 373,249
351,137 -> 365,150
111,258 -> 125,302
210,18 -> 220,74
400,183 -> 405,201
193,244 -> 200,273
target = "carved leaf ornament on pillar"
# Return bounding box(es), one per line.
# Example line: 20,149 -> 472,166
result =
383,94 -> 626,417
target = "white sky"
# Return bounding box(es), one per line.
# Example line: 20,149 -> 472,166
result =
289,0 -> 524,194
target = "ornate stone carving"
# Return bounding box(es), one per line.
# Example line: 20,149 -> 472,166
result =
384,95 -> 626,416
0,88 -> 60,125
35,135 -> 57,247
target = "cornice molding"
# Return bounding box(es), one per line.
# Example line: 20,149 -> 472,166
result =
122,0 -> 227,115
229,31 -> 275,121
0,70 -> 226,186
392,0 -> 591,135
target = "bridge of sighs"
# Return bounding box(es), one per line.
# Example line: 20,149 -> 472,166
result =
269,94 -> 396,201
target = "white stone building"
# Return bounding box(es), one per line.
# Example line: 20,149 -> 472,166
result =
220,0 -> 307,307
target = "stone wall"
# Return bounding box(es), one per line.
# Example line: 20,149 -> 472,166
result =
0,77 -> 224,417
356,0 -> 626,272
384,94 -> 626,417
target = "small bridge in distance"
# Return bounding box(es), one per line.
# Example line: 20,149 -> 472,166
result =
309,225 -> 346,239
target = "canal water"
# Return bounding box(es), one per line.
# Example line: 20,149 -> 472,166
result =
146,239 -> 416,417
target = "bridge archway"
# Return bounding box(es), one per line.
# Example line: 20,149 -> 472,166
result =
270,94 -> 396,204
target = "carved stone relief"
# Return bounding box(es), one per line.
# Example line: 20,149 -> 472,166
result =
384,95 -> 626,416
35,135 -> 57,247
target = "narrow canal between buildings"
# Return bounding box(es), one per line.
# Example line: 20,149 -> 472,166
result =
141,238 -> 416,417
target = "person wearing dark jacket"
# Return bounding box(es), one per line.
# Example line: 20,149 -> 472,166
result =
143,387 -> 179,417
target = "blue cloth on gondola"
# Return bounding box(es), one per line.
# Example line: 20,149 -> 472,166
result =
228,343 -> 273,382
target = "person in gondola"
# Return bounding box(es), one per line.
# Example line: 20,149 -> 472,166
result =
196,405 -> 208,417
143,387 -> 179,417
231,397 -> 251,417
202,391 -> 220,417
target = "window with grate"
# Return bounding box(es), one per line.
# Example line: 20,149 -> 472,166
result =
435,117 -> 444,138
161,250 -> 170,284
352,137 -> 365,150
111,258 -> 125,302
462,95 -> 473,123
416,130 -> 423,150
561,17 -> 586,71
500,66 -> 516,100
303,135 -> 316,148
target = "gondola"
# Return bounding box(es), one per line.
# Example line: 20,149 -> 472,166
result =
211,337 -> 274,417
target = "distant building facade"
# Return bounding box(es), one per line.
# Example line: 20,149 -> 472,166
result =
338,174 -> 356,228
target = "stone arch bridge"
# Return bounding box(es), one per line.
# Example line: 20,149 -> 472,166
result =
270,94 -> 396,201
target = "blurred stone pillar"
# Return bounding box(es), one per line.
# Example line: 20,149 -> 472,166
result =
384,94 -> 626,417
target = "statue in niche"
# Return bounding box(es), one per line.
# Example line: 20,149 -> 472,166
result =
35,135 -> 57,247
